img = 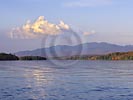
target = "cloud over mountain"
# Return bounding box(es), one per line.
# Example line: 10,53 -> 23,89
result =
10,16 -> 73,39
10,16 -> 95,40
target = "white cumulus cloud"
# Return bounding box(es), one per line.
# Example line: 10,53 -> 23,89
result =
10,16 -> 95,39
10,16 -> 72,39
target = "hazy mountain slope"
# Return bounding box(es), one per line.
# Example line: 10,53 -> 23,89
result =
15,42 -> 133,57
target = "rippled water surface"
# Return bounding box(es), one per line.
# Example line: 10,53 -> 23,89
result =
0,61 -> 133,100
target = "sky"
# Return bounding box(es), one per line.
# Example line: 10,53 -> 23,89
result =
0,0 -> 133,53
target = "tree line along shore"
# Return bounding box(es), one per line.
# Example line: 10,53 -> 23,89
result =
0,51 -> 133,61
66,51 -> 133,60
0,53 -> 47,61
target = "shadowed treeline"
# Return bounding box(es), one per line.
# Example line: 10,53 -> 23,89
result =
0,53 -> 47,61
0,53 -> 19,60
0,51 -> 133,61
19,56 -> 47,60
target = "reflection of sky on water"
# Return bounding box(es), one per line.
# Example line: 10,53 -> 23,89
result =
0,61 -> 133,100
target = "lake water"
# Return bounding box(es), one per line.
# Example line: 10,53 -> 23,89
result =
0,61 -> 133,100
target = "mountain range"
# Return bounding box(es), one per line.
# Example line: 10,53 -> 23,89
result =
15,42 -> 133,57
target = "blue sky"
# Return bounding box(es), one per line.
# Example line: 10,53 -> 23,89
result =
0,0 -> 133,52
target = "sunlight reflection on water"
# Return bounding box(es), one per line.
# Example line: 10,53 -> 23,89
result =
0,61 -> 133,100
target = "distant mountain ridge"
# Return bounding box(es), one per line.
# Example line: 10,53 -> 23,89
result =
15,42 -> 133,57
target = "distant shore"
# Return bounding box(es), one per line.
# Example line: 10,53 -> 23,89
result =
0,51 -> 133,61
0,53 -> 47,61
64,51 -> 133,60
